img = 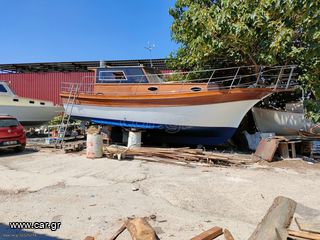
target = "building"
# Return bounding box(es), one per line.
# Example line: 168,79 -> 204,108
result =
0,59 -> 168,105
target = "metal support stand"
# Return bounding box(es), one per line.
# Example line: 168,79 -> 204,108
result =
127,129 -> 142,148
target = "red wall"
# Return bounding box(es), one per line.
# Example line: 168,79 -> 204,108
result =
0,72 -> 94,105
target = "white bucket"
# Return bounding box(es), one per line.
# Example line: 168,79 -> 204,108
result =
86,133 -> 103,158
127,131 -> 142,148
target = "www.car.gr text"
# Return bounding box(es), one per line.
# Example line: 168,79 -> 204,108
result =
9,221 -> 61,231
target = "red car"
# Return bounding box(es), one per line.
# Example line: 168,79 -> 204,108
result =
0,115 -> 26,152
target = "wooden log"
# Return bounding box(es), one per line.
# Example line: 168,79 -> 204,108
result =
190,226 -> 223,240
83,237 -> 95,240
126,218 -> 158,240
224,229 -> 235,240
288,229 -> 320,240
108,222 -> 127,240
295,218 -> 320,234
248,196 -> 297,240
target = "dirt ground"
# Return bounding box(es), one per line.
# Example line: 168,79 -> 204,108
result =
0,147 -> 319,240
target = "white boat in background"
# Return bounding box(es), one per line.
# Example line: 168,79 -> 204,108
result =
252,103 -> 314,135
0,81 -> 63,127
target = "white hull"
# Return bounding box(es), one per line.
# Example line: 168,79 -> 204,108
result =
66,99 -> 260,128
252,107 -> 314,135
0,82 -> 63,126
0,105 -> 63,126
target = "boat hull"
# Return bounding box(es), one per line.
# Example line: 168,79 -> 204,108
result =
0,105 -> 63,127
252,107 -> 314,135
65,99 -> 262,145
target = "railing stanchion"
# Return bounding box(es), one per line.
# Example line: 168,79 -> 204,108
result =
255,66 -> 263,86
229,67 -> 240,89
274,66 -> 284,90
206,70 -> 216,88
178,72 -> 190,93
285,67 -> 295,89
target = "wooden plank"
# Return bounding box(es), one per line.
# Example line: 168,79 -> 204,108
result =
224,229 -> 235,240
291,143 -> 297,158
295,218 -> 320,234
191,226 -> 223,240
248,196 -> 297,240
108,222 -> 127,240
288,229 -> 320,240
254,139 -> 279,162
279,143 -> 289,158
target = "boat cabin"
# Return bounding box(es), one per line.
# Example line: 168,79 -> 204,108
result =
0,82 -> 15,96
95,66 -> 163,84
87,65 -> 209,96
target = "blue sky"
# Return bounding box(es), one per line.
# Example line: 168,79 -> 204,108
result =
0,0 -> 178,63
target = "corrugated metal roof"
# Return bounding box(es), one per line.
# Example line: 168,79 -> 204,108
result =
0,58 -> 169,73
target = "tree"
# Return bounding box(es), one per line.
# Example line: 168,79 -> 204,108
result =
169,0 -> 320,99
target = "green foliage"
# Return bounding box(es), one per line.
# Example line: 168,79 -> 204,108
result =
169,0 -> 320,98
48,114 -> 63,126
305,100 -> 320,123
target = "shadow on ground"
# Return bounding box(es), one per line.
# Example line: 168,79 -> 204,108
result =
0,147 -> 39,157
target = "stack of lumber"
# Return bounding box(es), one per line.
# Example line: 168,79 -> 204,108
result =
105,145 -> 255,166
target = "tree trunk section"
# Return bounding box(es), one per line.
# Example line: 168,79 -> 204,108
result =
126,218 -> 158,240
248,196 -> 297,240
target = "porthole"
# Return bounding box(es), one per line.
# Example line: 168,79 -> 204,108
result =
190,87 -> 202,92
13,99 -> 19,102
29,100 -> 35,104
148,87 -> 158,91
40,102 -> 45,105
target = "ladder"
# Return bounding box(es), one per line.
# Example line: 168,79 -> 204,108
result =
55,83 -> 80,146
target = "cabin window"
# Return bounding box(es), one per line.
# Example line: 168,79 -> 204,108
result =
99,71 -> 127,82
13,98 -> 19,102
29,100 -> 35,104
40,102 -> 45,105
0,85 -> 7,92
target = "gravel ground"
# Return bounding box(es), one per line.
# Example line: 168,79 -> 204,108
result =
0,148 -> 319,240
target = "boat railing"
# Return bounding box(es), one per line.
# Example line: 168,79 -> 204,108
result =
61,65 -> 299,96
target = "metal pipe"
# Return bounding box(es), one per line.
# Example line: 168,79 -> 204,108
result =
99,60 -> 106,68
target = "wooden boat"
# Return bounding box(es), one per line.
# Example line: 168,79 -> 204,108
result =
0,82 -> 63,127
60,65 -> 297,145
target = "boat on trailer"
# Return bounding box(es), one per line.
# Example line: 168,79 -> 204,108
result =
60,65 -> 298,145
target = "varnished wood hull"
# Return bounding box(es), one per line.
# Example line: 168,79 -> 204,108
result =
61,88 -> 274,107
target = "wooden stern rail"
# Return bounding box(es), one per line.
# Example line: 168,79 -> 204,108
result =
191,226 -> 223,240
